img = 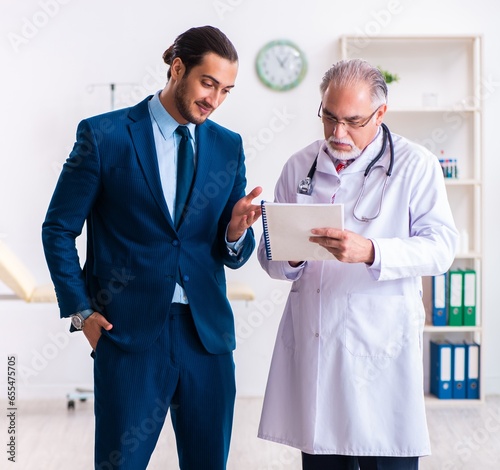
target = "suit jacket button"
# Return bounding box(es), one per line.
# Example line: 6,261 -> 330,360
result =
172,240 -> 180,247
182,275 -> 189,282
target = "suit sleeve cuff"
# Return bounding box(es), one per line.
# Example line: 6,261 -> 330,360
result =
76,308 -> 94,319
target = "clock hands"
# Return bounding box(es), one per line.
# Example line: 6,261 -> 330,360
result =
274,49 -> 290,68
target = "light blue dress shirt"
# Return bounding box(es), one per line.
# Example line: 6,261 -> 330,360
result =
148,91 -> 245,304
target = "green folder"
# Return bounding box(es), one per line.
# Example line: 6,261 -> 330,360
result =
461,269 -> 477,326
448,270 -> 464,326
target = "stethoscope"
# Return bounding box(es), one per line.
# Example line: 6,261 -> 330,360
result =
297,123 -> 394,222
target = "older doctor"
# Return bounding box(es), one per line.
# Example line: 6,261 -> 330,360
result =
257,59 -> 458,470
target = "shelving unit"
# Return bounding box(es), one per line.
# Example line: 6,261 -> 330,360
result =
340,35 -> 484,404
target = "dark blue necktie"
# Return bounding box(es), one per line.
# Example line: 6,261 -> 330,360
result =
174,126 -> 195,228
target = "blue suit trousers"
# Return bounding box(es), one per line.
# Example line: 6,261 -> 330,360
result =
93,304 -> 236,470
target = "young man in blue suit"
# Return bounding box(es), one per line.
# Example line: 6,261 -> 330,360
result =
42,25 -> 262,470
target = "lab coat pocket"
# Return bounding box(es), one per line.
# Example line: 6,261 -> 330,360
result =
345,293 -> 406,358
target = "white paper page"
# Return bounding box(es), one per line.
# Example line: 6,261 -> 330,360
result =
262,202 -> 344,261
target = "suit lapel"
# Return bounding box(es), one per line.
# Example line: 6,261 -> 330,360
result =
128,97 -> 175,228
127,99 -> 221,233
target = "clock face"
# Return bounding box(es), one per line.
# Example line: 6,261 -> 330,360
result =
256,40 -> 307,91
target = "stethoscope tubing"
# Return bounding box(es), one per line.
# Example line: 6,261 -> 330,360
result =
296,123 -> 395,222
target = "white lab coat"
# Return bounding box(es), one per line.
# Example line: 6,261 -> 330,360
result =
257,128 -> 458,456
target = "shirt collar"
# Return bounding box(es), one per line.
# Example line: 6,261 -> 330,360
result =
148,91 -> 196,142
359,125 -> 384,162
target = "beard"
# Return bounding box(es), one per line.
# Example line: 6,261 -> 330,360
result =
325,136 -> 362,161
174,77 -> 213,125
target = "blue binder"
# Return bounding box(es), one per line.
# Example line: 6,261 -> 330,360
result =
452,343 -> 467,398
430,340 -> 452,399
464,341 -> 480,399
432,274 -> 447,326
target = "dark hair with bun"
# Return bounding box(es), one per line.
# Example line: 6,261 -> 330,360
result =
163,25 -> 238,79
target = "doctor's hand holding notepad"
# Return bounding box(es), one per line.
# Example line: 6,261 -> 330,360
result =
260,201 -> 376,265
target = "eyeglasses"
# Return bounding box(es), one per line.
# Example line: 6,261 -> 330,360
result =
318,103 -> 381,130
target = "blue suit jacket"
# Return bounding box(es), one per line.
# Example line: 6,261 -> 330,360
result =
42,96 -> 255,354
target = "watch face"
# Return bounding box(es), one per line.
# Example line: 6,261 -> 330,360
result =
71,315 -> 84,329
256,40 -> 307,91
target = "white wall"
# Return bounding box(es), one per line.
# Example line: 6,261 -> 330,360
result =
1,0 -> 499,399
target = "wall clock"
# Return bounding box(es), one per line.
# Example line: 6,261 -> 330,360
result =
256,39 -> 307,91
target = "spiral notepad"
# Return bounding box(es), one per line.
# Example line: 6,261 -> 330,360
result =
261,201 -> 344,261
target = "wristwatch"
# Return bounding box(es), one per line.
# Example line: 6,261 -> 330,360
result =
70,313 -> 86,330
70,309 -> 93,330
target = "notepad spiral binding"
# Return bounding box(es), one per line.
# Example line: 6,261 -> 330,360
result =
261,201 -> 273,260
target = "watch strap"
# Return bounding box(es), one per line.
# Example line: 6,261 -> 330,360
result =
79,308 -> 94,320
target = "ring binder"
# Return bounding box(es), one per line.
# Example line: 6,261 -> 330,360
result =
461,268 -> 476,326
261,201 -> 272,260
430,340 -> 453,399
448,270 -> 464,326
432,274 -> 447,326
464,341 -> 480,399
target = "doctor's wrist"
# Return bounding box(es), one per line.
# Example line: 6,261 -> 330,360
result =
364,240 -> 375,266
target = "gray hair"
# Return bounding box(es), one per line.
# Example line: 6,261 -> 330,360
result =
319,59 -> 388,107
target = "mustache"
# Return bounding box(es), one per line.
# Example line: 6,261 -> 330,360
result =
196,100 -> 214,111
328,136 -> 353,147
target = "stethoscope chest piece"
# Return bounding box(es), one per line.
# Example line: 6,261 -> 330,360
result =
297,154 -> 318,195
297,177 -> 313,195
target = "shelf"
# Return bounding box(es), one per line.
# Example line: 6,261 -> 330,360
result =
424,325 -> 481,333
454,251 -> 481,259
444,179 -> 480,186
424,394 -> 484,406
341,34 -> 481,42
388,107 -> 479,113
